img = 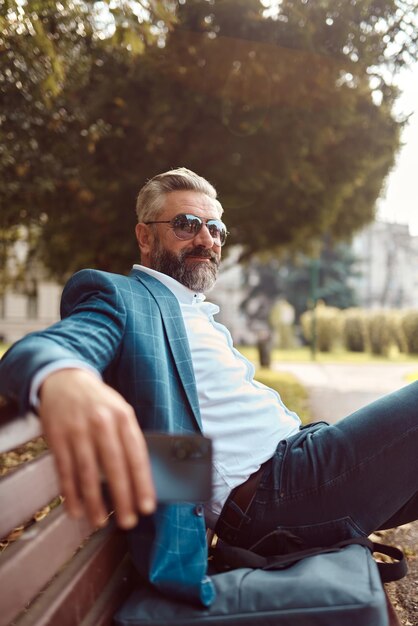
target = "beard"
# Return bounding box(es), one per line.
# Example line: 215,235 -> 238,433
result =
149,242 -> 220,292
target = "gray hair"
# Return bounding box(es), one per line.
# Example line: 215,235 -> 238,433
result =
135,167 -> 223,222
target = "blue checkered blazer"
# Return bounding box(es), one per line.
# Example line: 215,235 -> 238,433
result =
0,268 -> 215,606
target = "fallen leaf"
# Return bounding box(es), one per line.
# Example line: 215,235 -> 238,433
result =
34,506 -> 50,522
7,526 -> 24,542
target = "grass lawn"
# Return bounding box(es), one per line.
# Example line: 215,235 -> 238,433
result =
239,345 -> 418,426
254,367 -> 311,425
238,345 -> 418,365
406,371 -> 418,382
0,343 -> 10,358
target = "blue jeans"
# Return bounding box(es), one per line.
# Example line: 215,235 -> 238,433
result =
216,381 -> 418,552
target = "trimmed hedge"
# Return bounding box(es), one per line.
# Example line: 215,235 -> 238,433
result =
401,310 -> 418,354
299,305 -> 418,355
343,308 -> 368,352
392,310 -> 409,354
367,310 -> 393,356
300,302 -> 342,352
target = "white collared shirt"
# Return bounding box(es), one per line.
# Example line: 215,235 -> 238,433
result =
30,265 -> 301,526
133,265 -> 301,526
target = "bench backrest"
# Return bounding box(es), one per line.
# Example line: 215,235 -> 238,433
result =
0,401 -> 136,626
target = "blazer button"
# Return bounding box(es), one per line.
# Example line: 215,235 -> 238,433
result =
194,505 -> 204,516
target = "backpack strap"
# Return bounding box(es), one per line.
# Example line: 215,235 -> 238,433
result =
336,538 -> 407,582
211,535 -> 407,583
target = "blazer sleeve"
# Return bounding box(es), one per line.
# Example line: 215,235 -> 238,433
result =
0,269 -> 127,413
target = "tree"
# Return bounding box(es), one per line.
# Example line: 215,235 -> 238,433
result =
283,240 -> 361,320
1,0 -> 418,282
0,0 -> 177,283
163,0 -> 413,255
241,237 -> 361,326
0,0 -> 88,290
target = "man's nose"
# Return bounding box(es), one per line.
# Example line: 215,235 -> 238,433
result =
193,223 -> 217,248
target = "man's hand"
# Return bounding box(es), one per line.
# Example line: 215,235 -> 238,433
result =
38,369 -> 156,529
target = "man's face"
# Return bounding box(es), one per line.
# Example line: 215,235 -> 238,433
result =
136,190 -> 223,292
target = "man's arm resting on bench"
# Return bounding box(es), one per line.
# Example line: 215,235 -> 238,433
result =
37,368 -> 156,529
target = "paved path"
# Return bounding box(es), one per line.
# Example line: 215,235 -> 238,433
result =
273,362 -> 417,423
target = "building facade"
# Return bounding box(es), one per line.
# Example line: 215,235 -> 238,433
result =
0,280 -> 62,344
351,221 -> 418,309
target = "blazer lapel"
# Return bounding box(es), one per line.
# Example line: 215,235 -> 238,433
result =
129,269 -> 202,431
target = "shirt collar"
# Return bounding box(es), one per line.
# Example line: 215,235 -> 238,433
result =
132,264 -> 206,305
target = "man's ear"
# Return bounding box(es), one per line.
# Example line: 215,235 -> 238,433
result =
135,223 -> 153,264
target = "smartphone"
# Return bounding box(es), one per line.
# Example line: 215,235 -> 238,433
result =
144,432 -> 212,503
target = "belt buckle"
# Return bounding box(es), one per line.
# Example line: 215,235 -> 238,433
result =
206,528 -> 218,549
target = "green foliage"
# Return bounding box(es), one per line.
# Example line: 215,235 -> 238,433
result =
269,300 -> 297,349
365,309 -> 411,356
241,239 -> 361,340
391,310 -> 409,354
300,302 -> 343,352
1,0 -> 417,280
0,0 -> 176,282
300,306 -> 418,356
401,310 -> 418,354
367,310 -> 395,356
342,308 -> 369,352
240,258 -> 283,332
283,240 -> 361,319
0,344 -> 10,358
168,0 -> 406,257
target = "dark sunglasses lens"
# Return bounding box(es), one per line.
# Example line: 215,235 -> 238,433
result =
172,214 -> 227,245
172,214 -> 202,240
207,220 -> 227,245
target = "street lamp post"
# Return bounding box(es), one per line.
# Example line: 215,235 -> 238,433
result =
309,243 -> 322,360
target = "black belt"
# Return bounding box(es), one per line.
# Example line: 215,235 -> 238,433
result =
216,461 -> 269,536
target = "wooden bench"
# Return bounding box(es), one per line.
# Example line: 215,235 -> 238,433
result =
0,402 -> 138,626
0,402 -> 403,626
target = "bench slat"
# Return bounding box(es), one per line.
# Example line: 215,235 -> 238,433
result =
0,412 -> 43,453
0,503 -> 94,626
12,523 -> 133,626
0,452 -> 59,538
80,557 -> 136,626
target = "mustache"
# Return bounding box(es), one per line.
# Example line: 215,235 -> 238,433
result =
183,247 -> 220,264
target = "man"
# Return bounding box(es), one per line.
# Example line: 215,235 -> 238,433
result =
1,168 -> 417,608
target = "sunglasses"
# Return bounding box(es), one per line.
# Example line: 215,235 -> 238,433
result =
144,213 -> 229,247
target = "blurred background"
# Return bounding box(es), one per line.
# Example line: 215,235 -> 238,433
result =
1,0 -> 418,360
